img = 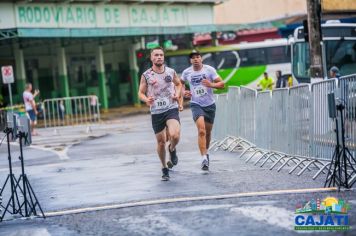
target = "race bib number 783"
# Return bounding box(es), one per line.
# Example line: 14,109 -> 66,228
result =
194,85 -> 207,97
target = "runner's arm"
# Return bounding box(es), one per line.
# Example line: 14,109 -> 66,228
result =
138,75 -> 154,106
212,76 -> 225,89
178,80 -> 186,111
172,73 -> 182,100
202,76 -> 224,89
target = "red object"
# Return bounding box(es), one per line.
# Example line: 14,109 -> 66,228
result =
193,28 -> 281,46
234,28 -> 280,43
136,52 -> 144,59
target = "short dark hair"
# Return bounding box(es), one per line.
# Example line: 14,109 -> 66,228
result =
25,83 -> 32,89
189,50 -> 201,58
150,46 -> 164,54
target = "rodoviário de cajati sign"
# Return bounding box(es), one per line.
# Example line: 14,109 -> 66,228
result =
10,3 -> 211,28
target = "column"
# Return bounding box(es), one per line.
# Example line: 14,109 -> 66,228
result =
128,41 -> 141,106
57,46 -> 70,98
96,44 -> 108,110
14,44 -> 26,96
32,69 -> 39,91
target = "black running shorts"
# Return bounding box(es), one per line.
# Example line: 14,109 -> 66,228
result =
151,108 -> 180,134
190,103 -> 216,124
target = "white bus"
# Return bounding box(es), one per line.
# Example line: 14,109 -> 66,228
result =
165,39 -> 292,92
138,39 -> 292,92
292,21 -> 356,82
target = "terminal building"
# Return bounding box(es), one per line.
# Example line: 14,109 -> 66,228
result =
0,0 -> 228,109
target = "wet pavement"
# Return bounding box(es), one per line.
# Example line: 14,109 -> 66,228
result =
0,110 -> 354,235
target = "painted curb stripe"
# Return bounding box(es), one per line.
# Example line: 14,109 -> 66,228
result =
45,187 -> 338,217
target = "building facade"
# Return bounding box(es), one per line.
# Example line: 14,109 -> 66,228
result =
215,0 -> 307,24
0,0 -> 224,109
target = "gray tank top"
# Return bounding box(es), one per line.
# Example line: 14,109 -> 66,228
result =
142,66 -> 178,114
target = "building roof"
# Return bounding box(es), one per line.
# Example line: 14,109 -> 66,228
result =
9,0 -> 225,4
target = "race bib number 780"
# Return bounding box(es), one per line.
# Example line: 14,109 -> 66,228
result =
154,97 -> 170,109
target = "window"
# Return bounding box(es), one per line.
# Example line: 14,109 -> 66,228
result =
201,53 -> 216,68
292,42 -> 310,81
265,46 -> 291,64
166,56 -> 190,74
214,51 -> 239,69
239,48 -> 266,66
325,40 -> 356,76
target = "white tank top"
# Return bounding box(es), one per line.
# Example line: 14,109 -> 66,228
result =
142,66 -> 178,114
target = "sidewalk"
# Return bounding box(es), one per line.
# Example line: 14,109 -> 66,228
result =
99,104 -> 150,121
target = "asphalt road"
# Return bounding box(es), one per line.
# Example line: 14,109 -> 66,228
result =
0,110 -> 354,235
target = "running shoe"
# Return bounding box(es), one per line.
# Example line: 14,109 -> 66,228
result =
168,144 -> 178,166
201,154 -> 209,171
162,168 -> 170,181
167,160 -> 174,169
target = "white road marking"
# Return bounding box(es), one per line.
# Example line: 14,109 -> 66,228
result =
45,187 -> 337,217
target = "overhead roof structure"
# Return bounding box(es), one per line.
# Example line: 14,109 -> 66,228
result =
0,0 -> 227,40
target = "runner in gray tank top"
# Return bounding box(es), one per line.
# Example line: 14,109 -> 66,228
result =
181,50 -> 225,171
138,47 -> 183,181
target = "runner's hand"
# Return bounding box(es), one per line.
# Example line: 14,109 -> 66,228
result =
184,90 -> 192,98
146,96 -> 154,106
172,94 -> 179,101
202,79 -> 213,88
179,104 -> 184,112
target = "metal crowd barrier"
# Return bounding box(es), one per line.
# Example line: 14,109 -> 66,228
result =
288,85 -> 311,157
239,87 -> 257,144
227,87 -> 240,138
310,79 -> 336,160
339,75 -> 356,159
255,91 -> 272,150
212,94 -> 226,142
270,89 -> 289,154
43,95 -> 100,128
211,74 -> 356,186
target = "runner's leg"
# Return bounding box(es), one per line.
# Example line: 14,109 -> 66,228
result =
155,128 -> 167,168
195,116 -> 207,156
205,121 -> 213,150
166,119 -> 180,151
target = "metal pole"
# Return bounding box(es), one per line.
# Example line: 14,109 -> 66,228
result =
306,0 -> 324,79
8,84 -> 13,111
19,133 -> 28,216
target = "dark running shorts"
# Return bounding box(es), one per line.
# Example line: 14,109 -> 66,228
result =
151,108 -> 180,134
190,103 -> 216,124
27,110 -> 37,121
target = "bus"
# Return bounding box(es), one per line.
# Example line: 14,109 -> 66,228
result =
137,39 -> 292,92
292,21 -> 356,82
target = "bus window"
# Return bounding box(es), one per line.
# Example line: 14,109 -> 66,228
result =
239,48 -> 267,67
324,40 -> 356,76
166,56 -> 190,74
265,46 -> 291,64
292,42 -> 311,81
201,53 -> 216,68
214,51 -> 239,69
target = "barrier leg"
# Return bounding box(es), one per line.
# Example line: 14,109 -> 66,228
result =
313,163 -> 331,179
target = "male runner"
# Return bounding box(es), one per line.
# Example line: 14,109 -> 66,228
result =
138,47 -> 182,180
181,50 -> 224,171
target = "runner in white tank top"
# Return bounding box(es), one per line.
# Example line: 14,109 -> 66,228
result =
138,47 -> 183,181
